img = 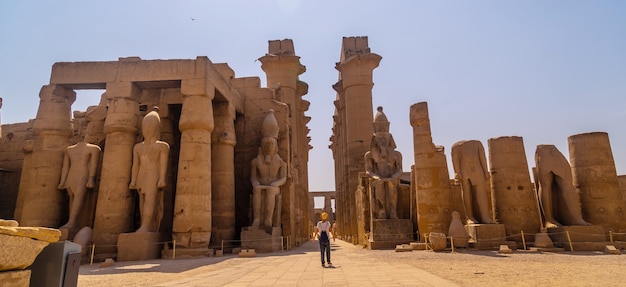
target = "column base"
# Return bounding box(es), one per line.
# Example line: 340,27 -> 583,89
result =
117,232 -> 167,261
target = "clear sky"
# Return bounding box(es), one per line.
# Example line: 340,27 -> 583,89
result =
1,1 -> 625,194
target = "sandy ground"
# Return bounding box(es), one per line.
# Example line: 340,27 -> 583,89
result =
77,240 -> 626,287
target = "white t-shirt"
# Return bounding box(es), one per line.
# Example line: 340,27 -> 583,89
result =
317,220 -> 331,233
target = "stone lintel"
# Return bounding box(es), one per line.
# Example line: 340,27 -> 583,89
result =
181,79 -> 215,98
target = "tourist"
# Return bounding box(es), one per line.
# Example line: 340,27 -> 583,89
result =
312,212 -> 334,267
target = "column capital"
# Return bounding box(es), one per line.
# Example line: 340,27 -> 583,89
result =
335,53 -> 382,89
33,85 -> 75,137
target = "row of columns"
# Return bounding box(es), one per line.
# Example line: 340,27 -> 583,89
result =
17,77 -> 238,256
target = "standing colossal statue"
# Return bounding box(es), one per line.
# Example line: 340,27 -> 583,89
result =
129,107 -> 170,233
534,144 -> 590,228
451,140 -> 495,225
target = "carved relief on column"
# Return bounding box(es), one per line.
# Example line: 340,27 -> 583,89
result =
20,85 -> 75,227
210,101 -> 236,248
488,136 -> 540,242
569,132 -> 626,233
92,82 -> 139,258
173,79 -> 214,248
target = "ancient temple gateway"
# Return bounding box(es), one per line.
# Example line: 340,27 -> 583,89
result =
3,39 -> 312,260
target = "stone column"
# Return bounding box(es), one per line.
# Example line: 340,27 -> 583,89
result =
569,132 -> 626,233
210,101 -> 236,248
92,83 -> 139,257
173,79 -> 214,248
488,136 -> 540,241
335,44 -> 381,243
409,102 -> 454,237
259,39 -> 306,242
19,85 -> 75,227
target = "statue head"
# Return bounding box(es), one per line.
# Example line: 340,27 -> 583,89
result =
261,137 -> 278,156
142,107 -> 161,141
369,106 -> 397,155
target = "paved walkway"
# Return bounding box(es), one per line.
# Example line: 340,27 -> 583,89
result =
154,240 -> 459,287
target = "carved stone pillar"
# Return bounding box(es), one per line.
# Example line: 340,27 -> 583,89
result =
210,101 -> 236,248
335,44 -> 381,242
20,85 -> 75,227
92,82 -> 139,257
173,79 -> 214,248
569,132 -> 626,233
488,136 -> 540,242
259,39 -> 306,242
410,102 -> 454,237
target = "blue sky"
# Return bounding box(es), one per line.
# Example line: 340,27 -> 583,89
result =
1,1 -> 625,194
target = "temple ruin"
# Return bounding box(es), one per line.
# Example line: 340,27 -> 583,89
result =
2,36 -> 626,268
1,39 -> 312,260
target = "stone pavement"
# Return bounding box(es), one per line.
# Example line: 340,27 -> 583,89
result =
155,239 -> 459,287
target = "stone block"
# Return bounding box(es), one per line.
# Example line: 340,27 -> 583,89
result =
117,232 -> 167,261
241,226 -> 282,253
232,247 -> 242,255
410,242 -> 427,250
239,249 -> 256,257
0,234 -> 50,271
604,245 -> 621,255
0,270 -> 31,287
428,232 -> 447,251
100,258 -> 115,268
547,225 -> 606,243
215,250 -> 223,257
498,245 -> 513,254
368,219 -> 413,250
0,226 -> 61,242
395,244 -> 412,252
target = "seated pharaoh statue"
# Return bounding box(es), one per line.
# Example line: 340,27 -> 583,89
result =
534,144 -> 591,229
250,110 -> 287,227
451,140 -> 496,225
364,107 -> 403,220
58,126 -> 101,229
129,107 -> 170,233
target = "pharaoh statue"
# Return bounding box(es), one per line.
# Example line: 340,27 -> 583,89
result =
364,106 -> 403,220
451,140 -> 495,224
250,110 -> 287,227
58,120 -> 101,229
534,145 -> 590,228
129,107 -> 170,233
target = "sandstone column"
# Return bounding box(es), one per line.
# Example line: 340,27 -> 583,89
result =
92,83 -> 139,257
334,37 -> 381,242
173,79 -> 214,248
19,85 -> 75,227
488,136 -> 540,241
210,101 -> 236,248
409,102 -> 454,237
569,132 -> 626,234
259,39 -> 306,242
